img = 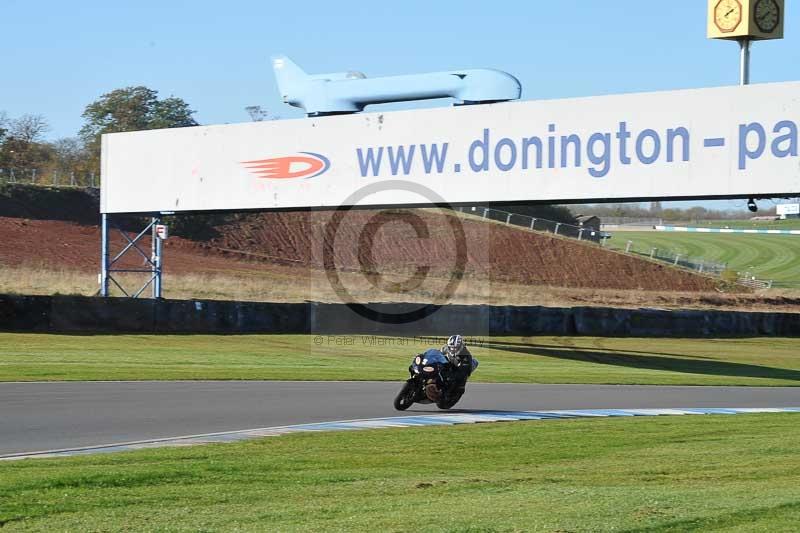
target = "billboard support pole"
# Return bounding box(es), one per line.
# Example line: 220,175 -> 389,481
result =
100,213 -> 109,297
98,217 -> 160,299
151,216 -> 162,299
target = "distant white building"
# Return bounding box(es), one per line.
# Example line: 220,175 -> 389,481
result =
776,203 -> 800,220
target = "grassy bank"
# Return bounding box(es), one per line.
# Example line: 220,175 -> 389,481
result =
1,413 -> 799,531
1,334 -> 799,385
608,231 -> 800,288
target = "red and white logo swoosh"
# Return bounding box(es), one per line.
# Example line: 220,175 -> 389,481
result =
242,152 -> 330,179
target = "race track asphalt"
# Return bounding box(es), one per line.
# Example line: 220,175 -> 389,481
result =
1,381 -> 798,456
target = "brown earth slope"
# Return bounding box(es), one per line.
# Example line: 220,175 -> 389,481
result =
0,210 -> 714,292
0,185 -> 751,307
208,210 -> 715,291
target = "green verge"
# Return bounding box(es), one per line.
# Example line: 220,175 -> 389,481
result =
607,231 -> 800,288
2,414 -> 799,531
1,334 -> 799,386
690,219 -> 800,230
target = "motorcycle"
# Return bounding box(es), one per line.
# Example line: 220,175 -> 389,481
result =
393,348 -> 478,411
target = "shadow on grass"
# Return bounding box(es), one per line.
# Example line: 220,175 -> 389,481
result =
484,339 -> 718,360
483,342 -> 800,382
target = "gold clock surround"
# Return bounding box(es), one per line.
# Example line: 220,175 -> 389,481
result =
714,0 -> 743,33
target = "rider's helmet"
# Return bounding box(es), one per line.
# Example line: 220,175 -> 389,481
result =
444,334 -> 465,360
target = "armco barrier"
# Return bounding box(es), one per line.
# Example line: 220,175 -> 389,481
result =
1,294 -> 799,337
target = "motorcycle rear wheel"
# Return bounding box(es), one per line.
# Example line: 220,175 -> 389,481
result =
393,381 -> 416,411
437,387 -> 465,410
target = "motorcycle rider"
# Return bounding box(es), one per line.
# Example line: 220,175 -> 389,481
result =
441,334 -> 475,398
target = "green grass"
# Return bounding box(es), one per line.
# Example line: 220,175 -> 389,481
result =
689,218 -> 800,230
608,231 -> 800,288
2,413 -> 799,531
2,333 -> 799,386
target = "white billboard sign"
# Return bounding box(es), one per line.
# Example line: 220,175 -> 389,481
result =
101,81 -> 800,214
777,203 -> 800,216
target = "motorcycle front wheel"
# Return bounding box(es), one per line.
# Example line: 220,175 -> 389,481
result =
393,380 -> 416,411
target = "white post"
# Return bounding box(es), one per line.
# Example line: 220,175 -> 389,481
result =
625,241 -> 632,253
152,217 -> 163,299
739,39 -> 751,86
100,213 -> 110,297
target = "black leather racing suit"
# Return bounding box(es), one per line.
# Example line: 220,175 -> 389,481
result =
441,346 -> 474,394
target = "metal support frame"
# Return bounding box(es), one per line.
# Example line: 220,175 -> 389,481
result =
100,214 -> 163,298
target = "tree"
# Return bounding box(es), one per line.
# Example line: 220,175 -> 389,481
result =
50,137 -> 87,173
0,111 -> 8,144
498,204 -> 576,224
79,86 -> 198,170
244,105 -> 278,122
0,114 -> 51,170
10,114 -> 50,143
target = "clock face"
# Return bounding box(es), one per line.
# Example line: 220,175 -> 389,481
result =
714,0 -> 743,32
754,0 -> 780,33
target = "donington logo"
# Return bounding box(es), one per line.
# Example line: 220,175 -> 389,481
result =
242,152 -> 330,179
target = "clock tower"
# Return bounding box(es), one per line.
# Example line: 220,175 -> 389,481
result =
707,0 -> 784,40
708,0 -> 785,85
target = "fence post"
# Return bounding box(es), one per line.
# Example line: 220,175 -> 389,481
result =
554,223 -> 560,235
698,261 -> 704,273
625,241 -> 632,253
70,171 -> 75,186
31,168 -> 37,184
650,248 -> 657,259
674,254 -> 680,265
505,213 -> 512,224
530,218 -> 536,230
483,208 -> 488,219
578,228 -> 583,240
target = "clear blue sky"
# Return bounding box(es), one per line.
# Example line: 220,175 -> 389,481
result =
3,0 -> 799,209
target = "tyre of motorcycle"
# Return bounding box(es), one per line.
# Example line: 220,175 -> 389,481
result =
393,379 -> 417,411
436,387 -> 465,410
